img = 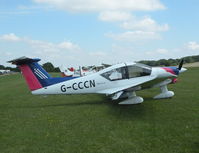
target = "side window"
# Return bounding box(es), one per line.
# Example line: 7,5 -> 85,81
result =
101,67 -> 127,81
128,66 -> 141,78
127,65 -> 151,78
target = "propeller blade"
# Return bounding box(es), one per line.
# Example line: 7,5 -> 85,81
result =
178,59 -> 184,70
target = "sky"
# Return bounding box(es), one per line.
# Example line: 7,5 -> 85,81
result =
0,0 -> 199,67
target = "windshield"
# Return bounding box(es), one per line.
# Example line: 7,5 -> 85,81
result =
101,66 -> 127,81
127,63 -> 151,78
101,63 -> 151,81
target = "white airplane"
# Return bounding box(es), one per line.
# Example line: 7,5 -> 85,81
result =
0,69 -> 10,74
8,56 -> 187,104
59,65 -> 77,77
59,65 -> 96,77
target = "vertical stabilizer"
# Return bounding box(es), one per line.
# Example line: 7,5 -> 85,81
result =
8,57 -> 51,91
8,56 -> 78,91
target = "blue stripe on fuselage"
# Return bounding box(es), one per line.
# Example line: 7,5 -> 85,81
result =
27,62 -> 78,87
167,67 -> 179,75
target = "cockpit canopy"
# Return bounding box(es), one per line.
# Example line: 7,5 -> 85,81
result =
101,63 -> 152,81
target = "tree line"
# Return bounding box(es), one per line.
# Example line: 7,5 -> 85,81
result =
0,62 -> 60,72
1,55 -> 198,72
138,55 -> 199,66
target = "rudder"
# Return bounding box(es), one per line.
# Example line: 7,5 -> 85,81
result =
8,57 -> 51,91
8,56 -> 78,91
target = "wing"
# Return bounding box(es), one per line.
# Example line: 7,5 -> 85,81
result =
97,75 -> 157,95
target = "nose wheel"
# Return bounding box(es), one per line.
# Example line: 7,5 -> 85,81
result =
154,85 -> 174,99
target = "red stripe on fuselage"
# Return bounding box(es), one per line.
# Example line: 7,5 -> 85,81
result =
19,65 -> 43,91
162,67 -> 176,75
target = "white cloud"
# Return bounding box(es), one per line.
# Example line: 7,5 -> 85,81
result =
146,48 -> 169,56
156,48 -> 169,54
186,41 -> 199,50
0,34 -> 79,53
144,42 -> 199,60
18,5 -> 53,10
34,0 -> 165,12
0,11 -> 31,15
0,33 -> 21,42
0,33 -> 82,66
24,39 -> 81,64
32,0 -> 168,43
0,33 -> 151,66
106,31 -> 160,41
5,52 -> 12,56
1,34 -> 198,67
99,11 -> 132,22
58,41 -> 80,50
25,39 -> 80,53
105,16 -> 169,42
121,16 -> 169,32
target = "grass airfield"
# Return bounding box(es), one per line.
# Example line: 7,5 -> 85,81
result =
0,68 -> 199,153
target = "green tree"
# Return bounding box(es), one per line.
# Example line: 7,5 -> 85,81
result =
192,55 -> 199,62
0,65 -> 5,69
42,62 -> 55,72
54,67 -> 60,72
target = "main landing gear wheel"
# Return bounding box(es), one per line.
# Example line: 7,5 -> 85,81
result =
119,91 -> 143,105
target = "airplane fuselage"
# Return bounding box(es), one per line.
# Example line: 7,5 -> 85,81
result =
8,57 -> 186,104
32,66 -> 177,95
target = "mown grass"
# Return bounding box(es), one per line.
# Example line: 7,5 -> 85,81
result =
0,68 -> 199,153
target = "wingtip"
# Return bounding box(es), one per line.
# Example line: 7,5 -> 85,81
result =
7,56 -> 40,65
7,56 -> 29,64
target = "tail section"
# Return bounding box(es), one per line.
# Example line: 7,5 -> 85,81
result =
19,64 -> 43,91
8,57 -> 51,91
59,65 -> 74,77
8,56 -> 77,91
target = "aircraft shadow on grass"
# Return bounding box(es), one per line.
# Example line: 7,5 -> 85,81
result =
105,96 -> 157,119
26,95 -> 156,120
33,95 -> 154,107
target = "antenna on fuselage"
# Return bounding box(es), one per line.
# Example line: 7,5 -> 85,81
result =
79,66 -> 82,76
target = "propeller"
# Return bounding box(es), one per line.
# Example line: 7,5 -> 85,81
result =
171,59 -> 185,83
178,59 -> 184,70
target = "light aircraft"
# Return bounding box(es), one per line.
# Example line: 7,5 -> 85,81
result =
59,65 -> 96,77
0,69 -> 10,74
59,65 -> 77,77
8,56 -> 187,104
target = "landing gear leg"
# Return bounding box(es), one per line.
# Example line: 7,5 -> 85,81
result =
119,91 -> 144,105
154,85 -> 174,99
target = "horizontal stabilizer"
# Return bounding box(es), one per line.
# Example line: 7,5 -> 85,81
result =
8,56 -> 40,65
8,56 -> 78,91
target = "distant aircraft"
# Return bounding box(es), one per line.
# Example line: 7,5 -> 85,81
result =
59,65 -> 77,77
0,69 -> 10,74
59,65 -> 96,77
8,56 -> 186,104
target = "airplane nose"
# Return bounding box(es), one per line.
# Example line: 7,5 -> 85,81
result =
179,67 -> 187,73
